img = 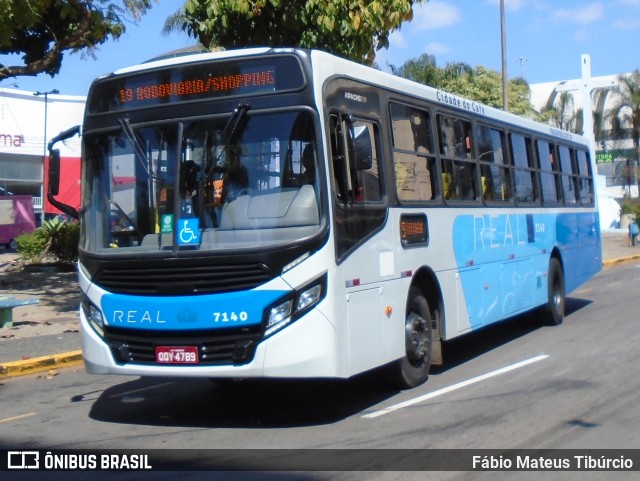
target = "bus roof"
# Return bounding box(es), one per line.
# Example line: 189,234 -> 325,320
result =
110,47 -> 276,77
307,49 -> 590,148
97,47 -> 589,149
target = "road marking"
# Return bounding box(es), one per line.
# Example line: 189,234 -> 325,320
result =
0,412 -> 37,424
362,354 -> 549,419
574,287 -> 592,294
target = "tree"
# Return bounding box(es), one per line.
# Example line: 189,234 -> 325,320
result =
505,76 -> 537,118
0,0 -> 155,80
391,52 -> 440,85
393,54 -> 535,117
171,0 -> 424,65
608,70 -> 640,158
539,91 -> 581,133
607,70 -> 640,192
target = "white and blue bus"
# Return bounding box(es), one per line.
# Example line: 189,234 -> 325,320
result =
50,48 -> 601,388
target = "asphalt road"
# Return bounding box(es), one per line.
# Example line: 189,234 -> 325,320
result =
2,261 -> 640,480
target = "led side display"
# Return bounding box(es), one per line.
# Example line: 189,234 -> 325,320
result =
400,214 -> 429,246
118,69 -> 276,104
87,56 -> 305,114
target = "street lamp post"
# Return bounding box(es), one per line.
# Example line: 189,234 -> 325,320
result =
500,0 -> 508,111
33,89 -> 59,223
516,57 -> 528,79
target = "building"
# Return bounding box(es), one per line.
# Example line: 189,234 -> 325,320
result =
0,87 -> 84,222
529,55 -> 637,199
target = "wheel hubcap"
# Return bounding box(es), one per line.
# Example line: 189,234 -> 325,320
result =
405,312 -> 429,363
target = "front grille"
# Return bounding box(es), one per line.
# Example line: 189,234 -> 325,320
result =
104,326 -> 263,366
94,262 -> 275,295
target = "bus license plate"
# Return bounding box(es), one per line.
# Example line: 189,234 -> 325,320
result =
155,346 -> 199,364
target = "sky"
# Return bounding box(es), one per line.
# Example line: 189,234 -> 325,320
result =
3,0 -> 640,97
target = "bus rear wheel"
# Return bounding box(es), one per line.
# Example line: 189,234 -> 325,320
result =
388,287 -> 433,389
544,257 -> 565,326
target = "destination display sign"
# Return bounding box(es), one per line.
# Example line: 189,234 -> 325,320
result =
87,56 -> 305,114
400,214 -> 429,247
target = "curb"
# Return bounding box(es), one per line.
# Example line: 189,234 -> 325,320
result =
0,350 -> 83,380
603,255 -> 640,268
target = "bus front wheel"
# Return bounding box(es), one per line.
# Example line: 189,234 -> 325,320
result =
544,258 -> 565,326
388,287 -> 433,389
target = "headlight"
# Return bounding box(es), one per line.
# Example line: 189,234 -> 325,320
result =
82,296 -> 104,337
297,284 -> 322,311
262,274 -> 327,338
265,299 -> 293,337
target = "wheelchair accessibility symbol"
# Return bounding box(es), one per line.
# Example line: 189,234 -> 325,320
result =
178,218 -> 200,245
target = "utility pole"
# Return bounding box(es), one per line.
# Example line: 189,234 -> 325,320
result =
500,0 -> 508,111
33,89 -> 59,223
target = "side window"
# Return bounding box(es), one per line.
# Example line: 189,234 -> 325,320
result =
438,115 -> 472,158
330,114 -> 383,204
390,103 -> 437,202
536,140 -> 559,204
437,114 -> 478,202
476,124 -> 510,203
329,112 -> 387,262
509,133 -> 537,203
558,145 -> 578,204
352,120 -> 382,203
576,149 -> 594,205
391,103 -> 433,152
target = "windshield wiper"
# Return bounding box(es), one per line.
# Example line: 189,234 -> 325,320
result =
119,117 -> 157,181
205,101 -> 250,178
198,102 -> 250,226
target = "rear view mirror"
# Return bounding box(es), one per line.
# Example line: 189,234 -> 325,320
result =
46,125 -> 81,219
48,149 -> 60,196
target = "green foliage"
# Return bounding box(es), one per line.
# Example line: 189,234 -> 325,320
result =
15,230 -> 48,262
619,196 -> 640,218
539,92 -> 583,133
16,218 -> 79,264
0,1 -> 155,80
41,218 -> 80,263
607,70 -> 640,191
173,0 -> 424,65
609,70 -> 640,157
393,55 -> 536,118
390,52 -> 439,84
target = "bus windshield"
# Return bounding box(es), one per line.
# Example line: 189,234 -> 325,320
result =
80,109 -> 321,254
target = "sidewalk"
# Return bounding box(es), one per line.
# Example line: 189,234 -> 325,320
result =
1,230 -> 639,379
601,229 -> 640,267
1,251 -> 83,378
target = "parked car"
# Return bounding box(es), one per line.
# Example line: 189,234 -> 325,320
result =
0,195 -> 36,250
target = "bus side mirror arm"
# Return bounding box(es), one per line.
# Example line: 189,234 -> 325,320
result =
47,125 -> 81,152
47,125 -> 81,220
341,116 -> 355,198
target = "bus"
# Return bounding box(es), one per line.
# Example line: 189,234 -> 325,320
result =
49,48 -> 601,389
